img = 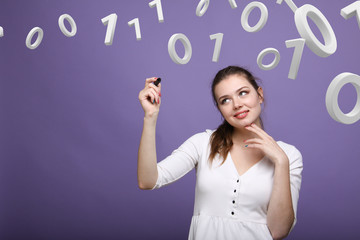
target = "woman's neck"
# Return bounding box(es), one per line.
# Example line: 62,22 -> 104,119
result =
232,119 -> 262,144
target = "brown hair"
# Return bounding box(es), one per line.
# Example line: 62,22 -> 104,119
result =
209,66 -> 264,164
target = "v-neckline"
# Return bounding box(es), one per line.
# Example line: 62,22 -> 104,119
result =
228,152 -> 265,178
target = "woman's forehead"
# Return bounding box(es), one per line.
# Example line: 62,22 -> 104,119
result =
215,75 -> 252,94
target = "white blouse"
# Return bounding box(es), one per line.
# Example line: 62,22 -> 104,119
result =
153,130 -> 303,240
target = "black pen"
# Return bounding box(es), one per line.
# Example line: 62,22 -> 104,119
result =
153,78 -> 161,103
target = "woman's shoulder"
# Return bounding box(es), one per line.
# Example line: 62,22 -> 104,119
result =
276,140 -> 297,150
276,140 -> 303,165
180,129 -> 215,147
176,130 -> 214,154
187,129 -> 215,142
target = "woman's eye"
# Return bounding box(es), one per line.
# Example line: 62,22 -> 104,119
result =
221,98 -> 230,104
239,91 -> 248,96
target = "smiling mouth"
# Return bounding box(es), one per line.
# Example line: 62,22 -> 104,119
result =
234,110 -> 249,119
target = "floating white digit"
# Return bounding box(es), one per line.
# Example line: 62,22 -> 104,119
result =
0,27 -> 3,37
257,48 -> 280,70
102,13 -> 118,45
58,14 -> 77,37
168,33 -> 192,64
210,33 -> 224,62
326,72 -> 360,124
229,0 -> 237,9
26,27 -> 44,50
241,2 -> 268,33
295,4 -> 337,57
285,38 -> 305,80
276,0 -> 298,13
149,0 -> 164,23
341,1 -> 360,29
196,0 -> 210,17
128,18 -> 141,41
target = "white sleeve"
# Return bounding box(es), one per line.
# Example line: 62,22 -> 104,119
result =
151,132 -> 206,189
288,146 -> 303,232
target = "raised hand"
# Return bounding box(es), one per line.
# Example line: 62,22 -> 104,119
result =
244,123 -> 289,166
138,77 -> 162,117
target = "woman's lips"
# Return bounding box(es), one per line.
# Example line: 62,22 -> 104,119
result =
234,110 -> 249,119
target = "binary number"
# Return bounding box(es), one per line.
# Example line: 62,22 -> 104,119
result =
209,33 -> 224,62
168,33 -> 192,64
241,1 -> 268,33
276,0 -> 298,13
257,48 -> 280,70
196,0 -> 210,17
295,4 -> 337,57
7,0 -> 357,123
128,18 -> 142,41
285,38 -> 305,80
102,13 -> 118,45
149,0 -> 164,23
341,1 -> 360,29
58,14 -> 77,37
26,27 -> 44,50
228,0 -> 238,9
326,73 -> 360,124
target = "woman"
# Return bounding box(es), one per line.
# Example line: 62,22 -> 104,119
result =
137,66 -> 303,240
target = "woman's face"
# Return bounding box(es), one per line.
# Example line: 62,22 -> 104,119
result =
214,74 -> 263,129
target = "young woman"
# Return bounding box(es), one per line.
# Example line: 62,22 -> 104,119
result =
137,66 -> 303,240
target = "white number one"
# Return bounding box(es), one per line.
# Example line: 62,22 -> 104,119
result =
128,18 -> 141,41
102,13 -> 118,45
276,0 -> 298,13
209,33 -> 224,62
341,1 -> 360,29
0,26 -> 3,37
285,38 -> 305,80
229,0 -> 237,9
149,0 -> 164,23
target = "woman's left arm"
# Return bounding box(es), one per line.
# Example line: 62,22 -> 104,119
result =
266,157 -> 294,240
244,123 -> 295,240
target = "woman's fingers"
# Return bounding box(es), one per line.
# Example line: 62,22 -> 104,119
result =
149,88 -> 160,104
243,124 -> 287,164
148,82 -> 161,96
145,77 -> 161,97
140,88 -> 159,104
244,138 -> 262,144
145,77 -> 157,86
244,138 -> 264,150
142,76 -> 161,96
140,77 -> 161,108
139,77 -> 162,116
145,77 -> 161,89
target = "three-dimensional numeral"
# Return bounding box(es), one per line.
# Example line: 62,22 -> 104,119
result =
102,13 -> 118,45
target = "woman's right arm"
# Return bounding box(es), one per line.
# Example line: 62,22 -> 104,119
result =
137,77 -> 162,190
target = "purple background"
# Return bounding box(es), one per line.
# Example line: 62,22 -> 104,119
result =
1,0 -> 359,239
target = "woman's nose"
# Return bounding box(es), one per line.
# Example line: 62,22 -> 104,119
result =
233,98 -> 242,109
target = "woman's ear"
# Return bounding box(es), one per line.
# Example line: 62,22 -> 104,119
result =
257,87 -> 264,103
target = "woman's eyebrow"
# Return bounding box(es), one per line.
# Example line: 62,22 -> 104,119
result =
236,86 -> 249,92
218,86 -> 249,101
